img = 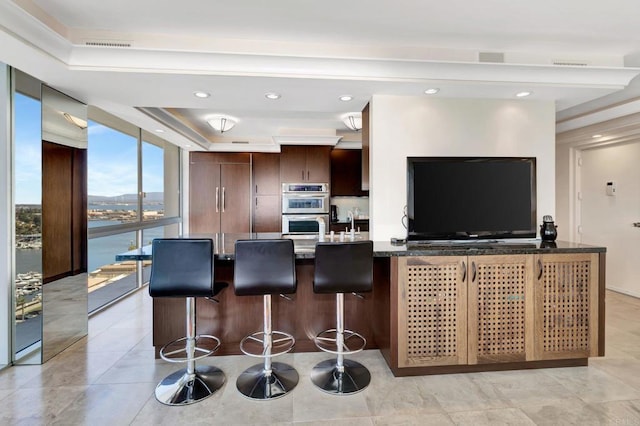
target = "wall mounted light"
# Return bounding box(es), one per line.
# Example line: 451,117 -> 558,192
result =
207,115 -> 237,133
342,112 -> 362,131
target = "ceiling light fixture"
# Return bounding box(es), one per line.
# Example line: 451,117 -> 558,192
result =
424,88 -> 440,95
155,129 -> 165,133
342,112 -> 362,131
265,92 -> 281,100
63,112 -> 88,129
592,134 -> 603,138
339,95 -> 353,101
194,91 -> 210,98
207,115 -> 237,133
516,91 -> 532,97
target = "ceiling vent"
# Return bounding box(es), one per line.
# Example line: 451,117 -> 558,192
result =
83,40 -> 133,48
232,141 -> 250,144
552,60 -> 589,67
479,52 -> 504,63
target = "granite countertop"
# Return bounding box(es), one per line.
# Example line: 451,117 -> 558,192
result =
115,232 -> 605,262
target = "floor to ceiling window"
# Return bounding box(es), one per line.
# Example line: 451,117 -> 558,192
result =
13,78 -> 42,355
87,109 -> 181,313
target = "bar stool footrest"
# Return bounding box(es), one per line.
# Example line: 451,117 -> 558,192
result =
159,335 -> 221,363
240,330 -> 295,358
314,329 -> 366,355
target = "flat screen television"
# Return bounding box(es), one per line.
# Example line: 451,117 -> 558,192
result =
407,157 -> 537,241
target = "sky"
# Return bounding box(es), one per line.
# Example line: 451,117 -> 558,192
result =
14,92 -> 164,204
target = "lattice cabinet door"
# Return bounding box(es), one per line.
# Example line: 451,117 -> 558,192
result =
468,255 -> 534,364
533,253 -> 599,360
397,256 -> 468,367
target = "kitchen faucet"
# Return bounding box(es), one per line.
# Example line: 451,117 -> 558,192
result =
347,210 -> 355,232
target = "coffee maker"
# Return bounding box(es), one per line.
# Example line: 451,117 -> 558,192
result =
330,205 -> 338,223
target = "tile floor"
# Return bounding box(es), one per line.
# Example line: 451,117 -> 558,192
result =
1,289 -> 640,425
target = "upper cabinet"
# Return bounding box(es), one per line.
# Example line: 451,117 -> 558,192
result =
252,153 -> 281,233
280,145 -> 331,183
330,149 -> 369,196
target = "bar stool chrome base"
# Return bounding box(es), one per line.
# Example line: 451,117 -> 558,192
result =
155,365 -> 225,406
236,362 -> 299,400
310,358 -> 371,395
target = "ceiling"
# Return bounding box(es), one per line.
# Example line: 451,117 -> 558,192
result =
3,0 -> 640,151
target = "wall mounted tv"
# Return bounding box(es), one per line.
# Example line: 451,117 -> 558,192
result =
407,157 -> 537,241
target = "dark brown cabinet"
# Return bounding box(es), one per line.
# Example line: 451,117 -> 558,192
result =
189,152 -> 251,234
330,149 -> 369,196
252,153 -> 281,232
280,145 -> 331,183
361,103 -> 370,191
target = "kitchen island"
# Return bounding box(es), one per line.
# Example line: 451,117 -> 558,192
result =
117,234 -> 606,376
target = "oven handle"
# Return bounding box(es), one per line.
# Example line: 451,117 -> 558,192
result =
285,215 -> 328,221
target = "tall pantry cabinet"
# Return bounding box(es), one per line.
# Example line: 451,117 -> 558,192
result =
189,152 -> 252,234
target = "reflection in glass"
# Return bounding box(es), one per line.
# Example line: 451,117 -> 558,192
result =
14,91 -> 42,357
88,231 -> 137,313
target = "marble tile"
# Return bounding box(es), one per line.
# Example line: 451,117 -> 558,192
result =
364,375 -> 444,417
93,349 -> 177,384
415,373 -> 511,413
589,358 -> 640,392
52,382 -> 156,425
292,377 -> 371,422
476,369 -> 575,407
448,407 -> 536,425
542,366 -> 640,403
592,399 -> 640,425
519,397 -> 613,425
298,418 -> 373,426
0,364 -> 44,390
0,385 -> 87,424
372,413 -> 454,426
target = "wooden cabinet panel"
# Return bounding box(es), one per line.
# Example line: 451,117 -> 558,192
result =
189,153 -> 251,234
280,146 -> 307,182
467,255 -> 534,364
305,146 -> 331,183
280,145 -> 330,183
252,153 -> 280,195
533,253 -> 599,360
220,163 -> 251,233
396,256 -> 468,367
189,157 -> 221,234
254,195 -> 281,232
330,149 -> 369,196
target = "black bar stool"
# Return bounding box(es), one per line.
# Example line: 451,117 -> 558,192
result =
311,240 -> 373,395
233,239 -> 298,400
149,238 -> 227,406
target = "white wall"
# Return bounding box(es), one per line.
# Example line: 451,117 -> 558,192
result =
555,143 -> 573,241
368,96 -> 556,241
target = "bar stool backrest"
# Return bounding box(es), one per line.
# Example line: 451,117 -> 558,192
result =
149,238 -> 215,298
314,241 -> 373,294
234,239 -> 296,296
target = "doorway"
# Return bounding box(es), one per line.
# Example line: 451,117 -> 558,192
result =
579,141 -> 640,296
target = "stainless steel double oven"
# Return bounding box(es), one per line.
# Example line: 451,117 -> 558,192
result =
281,183 -> 329,234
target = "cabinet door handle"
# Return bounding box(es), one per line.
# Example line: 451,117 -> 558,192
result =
215,187 -> 219,213
537,259 -> 543,280
222,187 -> 226,212
471,261 -> 477,282
307,170 -> 310,181
461,261 -> 467,282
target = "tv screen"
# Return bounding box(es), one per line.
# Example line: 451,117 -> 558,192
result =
407,157 -> 537,241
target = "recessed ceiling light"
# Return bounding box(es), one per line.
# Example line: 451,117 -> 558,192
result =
185,144 -> 192,148
592,134 -> 603,138
339,95 -> 353,101
155,129 -> 165,133
265,92 -> 281,100
193,91 -> 210,98
516,91 -> 532,97
424,88 -> 440,95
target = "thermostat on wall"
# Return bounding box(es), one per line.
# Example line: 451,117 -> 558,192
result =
606,181 -> 616,196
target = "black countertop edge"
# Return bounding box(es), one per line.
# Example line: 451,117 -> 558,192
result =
115,234 -> 605,262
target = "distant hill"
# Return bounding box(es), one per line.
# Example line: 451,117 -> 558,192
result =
88,192 -> 163,203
